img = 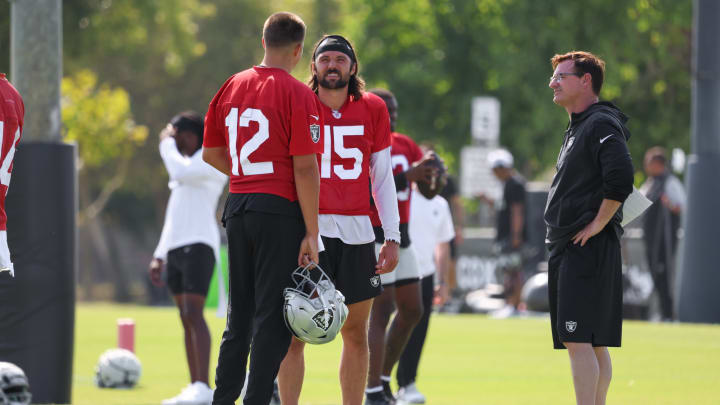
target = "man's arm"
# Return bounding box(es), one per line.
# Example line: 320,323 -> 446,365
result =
510,202 -> 524,249
370,147 -> 400,274
202,146 -> 231,176
450,194 -> 465,245
572,199 -> 622,246
160,138 -> 220,185
434,241 -> 451,305
293,153 -> 320,266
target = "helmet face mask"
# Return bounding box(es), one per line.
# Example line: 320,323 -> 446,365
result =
0,362 -> 31,405
283,263 -> 348,344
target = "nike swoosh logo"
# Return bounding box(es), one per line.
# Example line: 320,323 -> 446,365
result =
600,134 -> 613,143
310,115 -> 319,120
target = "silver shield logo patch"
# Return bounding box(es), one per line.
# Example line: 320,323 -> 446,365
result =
310,124 -> 320,143
565,321 -> 577,333
312,309 -> 333,331
370,275 -> 380,288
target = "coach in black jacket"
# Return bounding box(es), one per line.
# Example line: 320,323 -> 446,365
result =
545,51 -> 634,405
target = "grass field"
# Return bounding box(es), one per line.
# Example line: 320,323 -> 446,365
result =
72,303 -> 720,405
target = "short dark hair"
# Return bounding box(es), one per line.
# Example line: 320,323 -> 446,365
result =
551,51 -> 605,95
170,111 -> 204,144
645,146 -> 667,165
309,34 -> 365,100
369,88 -> 395,104
263,12 -> 306,48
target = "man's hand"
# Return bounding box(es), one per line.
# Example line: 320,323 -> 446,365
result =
298,233 -> 319,267
406,152 -> 440,183
572,198 -> 622,246
405,162 -> 436,184
475,192 -> 494,207
434,283 -> 449,306
159,124 -> 175,141
572,220 -> 605,247
149,258 -> 164,287
376,240 -> 399,274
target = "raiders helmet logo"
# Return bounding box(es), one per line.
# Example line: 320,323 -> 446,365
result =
565,321 -> 577,333
370,275 -> 380,288
310,124 -> 320,143
312,309 -> 334,331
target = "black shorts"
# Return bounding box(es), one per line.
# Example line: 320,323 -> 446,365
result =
320,236 -> 381,305
166,243 -> 215,296
549,229 -> 623,349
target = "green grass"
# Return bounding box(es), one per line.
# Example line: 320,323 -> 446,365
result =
72,303 -> 720,404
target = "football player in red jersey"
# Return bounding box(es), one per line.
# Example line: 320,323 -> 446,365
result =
277,35 -> 400,405
201,12 -> 323,405
365,88 -> 436,405
0,73 -> 24,278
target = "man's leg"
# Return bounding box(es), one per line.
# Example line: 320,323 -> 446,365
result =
367,285 -> 396,390
381,281 -> 422,380
277,338 -> 306,405
594,347 -> 612,405
340,299 -> 374,405
243,211 -> 300,405
564,342 -> 599,405
174,293 -> 211,385
214,216 -> 255,404
397,274 -> 434,389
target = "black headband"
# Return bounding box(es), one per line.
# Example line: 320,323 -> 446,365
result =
313,35 -> 356,62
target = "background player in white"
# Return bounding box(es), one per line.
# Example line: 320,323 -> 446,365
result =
365,88 -> 434,405
149,112 -> 227,404
397,171 -> 455,404
277,35 -> 400,405
0,73 -> 23,277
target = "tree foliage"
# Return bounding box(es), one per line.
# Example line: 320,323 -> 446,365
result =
61,70 -> 147,168
343,0 -> 692,177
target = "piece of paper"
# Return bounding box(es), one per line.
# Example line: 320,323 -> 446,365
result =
621,186 -> 653,227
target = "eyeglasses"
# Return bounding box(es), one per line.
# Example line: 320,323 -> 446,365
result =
549,72 -> 584,83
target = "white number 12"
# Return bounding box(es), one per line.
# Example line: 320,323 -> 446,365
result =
225,108 -> 274,176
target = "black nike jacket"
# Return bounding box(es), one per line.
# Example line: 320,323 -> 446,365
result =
544,101 -> 635,255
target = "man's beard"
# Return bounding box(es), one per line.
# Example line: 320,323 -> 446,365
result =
318,69 -> 350,89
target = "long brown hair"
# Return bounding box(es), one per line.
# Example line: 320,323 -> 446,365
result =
308,35 -> 365,100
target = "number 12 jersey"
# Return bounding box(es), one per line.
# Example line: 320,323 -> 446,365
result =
203,66 -> 324,202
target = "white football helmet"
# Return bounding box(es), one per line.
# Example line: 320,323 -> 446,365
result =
0,362 -> 31,405
283,263 -> 348,344
94,348 -> 141,389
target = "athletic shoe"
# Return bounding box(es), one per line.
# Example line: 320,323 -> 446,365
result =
489,305 -> 518,319
161,381 -> 213,405
365,392 -> 395,405
397,382 -> 426,404
382,380 -> 396,402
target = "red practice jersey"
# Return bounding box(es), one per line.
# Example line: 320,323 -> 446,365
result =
203,66 -> 323,202
0,74 -> 24,231
369,132 -> 423,226
318,92 -> 391,216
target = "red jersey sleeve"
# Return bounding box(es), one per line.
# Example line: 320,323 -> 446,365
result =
203,76 -> 234,148
369,95 -> 391,153
289,86 -> 324,156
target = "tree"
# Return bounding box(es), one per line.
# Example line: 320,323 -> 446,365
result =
342,0 -> 692,178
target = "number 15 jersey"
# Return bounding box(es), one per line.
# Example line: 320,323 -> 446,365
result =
318,93 -> 391,215
203,66 -> 323,202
